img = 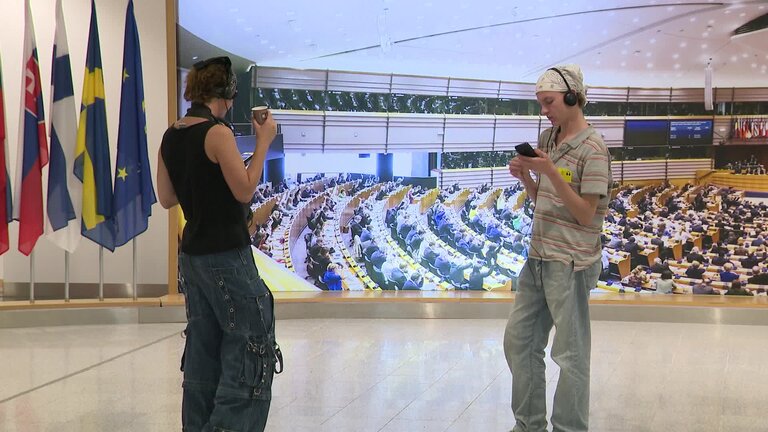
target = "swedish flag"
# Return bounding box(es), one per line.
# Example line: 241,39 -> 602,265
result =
75,0 -> 115,251
114,0 -> 156,247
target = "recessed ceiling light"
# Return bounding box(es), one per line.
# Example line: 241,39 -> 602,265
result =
724,10 -> 731,14
621,49 -> 628,55
602,29 -> 608,35
674,63 -> 681,69
752,63 -> 758,68
646,52 -> 652,57
269,45 -> 276,50
286,10 -> 295,16
667,6 -> 675,11
701,44 -> 708,49
278,50 -> 286,54
620,61 -> 627,66
679,42 -> 687,48
633,17 -> 639,23
595,60 -> 602,65
708,19 -> 715,24
650,38 -> 656,44
673,53 -> 680,59
192,56 -> 198,60
245,27 -> 253,32
690,17 -> 696,22
260,39 -> 269,44
740,12 -> 746,17
731,55 -> 738,62
624,40 -> 631,45
742,53 -> 749,58
647,63 -> 654,68
702,32 -> 709,38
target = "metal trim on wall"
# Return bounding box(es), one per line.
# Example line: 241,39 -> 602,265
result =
1,283 -> 168,301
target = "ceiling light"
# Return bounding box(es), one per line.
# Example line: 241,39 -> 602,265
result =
752,63 -> 758,68
708,19 -> 715,24
739,12 -> 746,17
731,55 -> 738,62
245,27 -> 253,32
701,44 -> 708,49
624,40 -> 631,45
673,53 -> 679,59
646,52 -> 652,57
595,60 -> 602,65
679,42 -> 687,48
702,32 -> 709,38
260,39 -> 269,44
742,53 -> 749,58
633,17 -> 639,23
646,63 -> 654,68
269,45 -> 276,50
278,50 -> 286,54
620,61 -> 626,66
674,64 -> 680,69
690,17 -> 696,22
724,10 -> 731,14
667,6 -> 675,11
192,56 -> 198,60
650,38 -> 657,44
621,49 -> 628,55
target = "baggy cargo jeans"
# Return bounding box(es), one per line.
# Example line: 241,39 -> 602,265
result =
179,246 -> 279,432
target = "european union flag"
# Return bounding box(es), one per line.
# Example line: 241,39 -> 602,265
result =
75,0 -> 115,251
114,0 -> 155,247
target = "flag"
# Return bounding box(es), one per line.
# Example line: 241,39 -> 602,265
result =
46,0 -> 81,253
14,0 -> 49,256
0,55 -> 11,255
114,0 -> 156,247
75,0 -> 115,251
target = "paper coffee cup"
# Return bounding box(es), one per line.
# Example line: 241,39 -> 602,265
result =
251,106 -> 269,125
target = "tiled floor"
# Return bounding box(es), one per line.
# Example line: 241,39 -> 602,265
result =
1,319 -> 767,431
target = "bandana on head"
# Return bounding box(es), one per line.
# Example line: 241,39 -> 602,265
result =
535,64 -> 587,106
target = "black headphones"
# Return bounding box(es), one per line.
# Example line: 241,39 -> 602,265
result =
547,67 -> 578,107
193,56 -> 238,100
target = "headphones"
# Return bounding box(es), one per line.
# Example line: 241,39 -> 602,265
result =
193,56 -> 238,100
547,67 -> 578,107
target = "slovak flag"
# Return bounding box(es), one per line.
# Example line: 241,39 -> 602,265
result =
13,0 -> 49,256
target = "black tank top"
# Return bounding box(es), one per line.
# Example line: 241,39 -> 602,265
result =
160,121 -> 249,255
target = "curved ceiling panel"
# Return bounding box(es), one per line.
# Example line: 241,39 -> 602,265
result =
180,0 -> 768,87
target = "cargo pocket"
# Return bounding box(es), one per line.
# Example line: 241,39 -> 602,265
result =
180,328 -> 189,372
240,336 -> 274,400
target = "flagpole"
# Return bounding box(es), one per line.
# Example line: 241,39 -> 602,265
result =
29,250 -> 35,304
132,238 -> 137,301
99,246 -> 104,301
64,251 -> 70,302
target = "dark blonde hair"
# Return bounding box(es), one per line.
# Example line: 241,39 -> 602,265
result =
184,63 -> 230,104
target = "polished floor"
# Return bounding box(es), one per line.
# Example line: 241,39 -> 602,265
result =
0,319 -> 767,432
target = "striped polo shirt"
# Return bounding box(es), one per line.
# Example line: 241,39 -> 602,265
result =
529,125 -> 612,270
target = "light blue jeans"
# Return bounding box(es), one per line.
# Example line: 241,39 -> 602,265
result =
504,258 -> 600,432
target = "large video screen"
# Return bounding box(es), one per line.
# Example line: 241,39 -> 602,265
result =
624,120 -> 669,146
669,119 -> 713,146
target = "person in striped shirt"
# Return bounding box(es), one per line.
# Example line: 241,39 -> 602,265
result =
504,65 -> 612,432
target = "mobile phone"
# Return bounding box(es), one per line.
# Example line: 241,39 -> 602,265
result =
515,142 -> 538,158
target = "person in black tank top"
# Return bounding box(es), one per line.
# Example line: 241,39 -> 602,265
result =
157,56 -> 280,432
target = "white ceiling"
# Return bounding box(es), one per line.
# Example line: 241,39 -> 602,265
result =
180,0 -> 768,88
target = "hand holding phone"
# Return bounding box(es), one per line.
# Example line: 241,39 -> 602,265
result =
515,142 -> 538,158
